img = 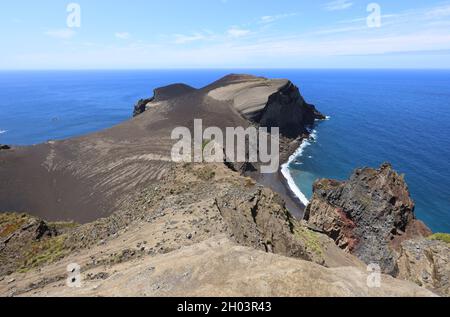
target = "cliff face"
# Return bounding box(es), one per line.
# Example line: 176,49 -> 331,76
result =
256,81 -> 325,138
304,163 -> 431,275
205,75 -> 325,139
303,163 -> 450,296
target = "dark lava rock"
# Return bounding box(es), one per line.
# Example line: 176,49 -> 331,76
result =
256,81 -> 326,138
133,98 -> 154,117
0,145 -> 11,150
304,163 -> 431,275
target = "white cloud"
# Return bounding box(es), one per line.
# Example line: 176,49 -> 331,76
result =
44,28 -> 76,40
115,32 -> 131,40
173,27 -> 250,44
227,27 -> 250,38
324,0 -> 353,11
6,2 -> 450,69
259,13 -> 297,24
173,33 -> 209,44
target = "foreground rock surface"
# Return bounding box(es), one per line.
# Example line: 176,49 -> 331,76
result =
0,236 -> 435,297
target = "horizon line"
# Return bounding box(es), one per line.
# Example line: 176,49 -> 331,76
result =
2,67 -> 450,71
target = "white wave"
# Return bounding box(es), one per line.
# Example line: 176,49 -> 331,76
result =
280,129 -> 319,206
0,130 -> 6,134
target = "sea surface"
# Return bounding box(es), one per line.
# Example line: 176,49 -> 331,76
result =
0,70 -> 449,232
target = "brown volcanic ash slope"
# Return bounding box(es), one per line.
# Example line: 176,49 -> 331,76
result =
0,75 -> 322,223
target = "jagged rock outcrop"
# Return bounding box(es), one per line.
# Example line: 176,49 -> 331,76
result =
215,187 -> 309,260
397,238 -> 449,296
133,98 -> 154,117
304,163 -> 431,275
256,81 -> 325,138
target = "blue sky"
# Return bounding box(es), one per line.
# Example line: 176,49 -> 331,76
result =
1,0 -> 450,69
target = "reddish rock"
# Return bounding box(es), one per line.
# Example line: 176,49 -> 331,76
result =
304,163 -> 431,275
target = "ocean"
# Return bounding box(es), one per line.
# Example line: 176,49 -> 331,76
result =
0,70 -> 449,232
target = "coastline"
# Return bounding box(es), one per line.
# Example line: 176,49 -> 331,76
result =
271,117 -> 330,220
280,129 -> 318,207
279,125 -> 325,218
254,128 -> 322,220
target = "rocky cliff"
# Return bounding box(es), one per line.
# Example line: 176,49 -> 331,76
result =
205,74 -> 325,138
304,163 -> 449,295
256,81 -> 325,137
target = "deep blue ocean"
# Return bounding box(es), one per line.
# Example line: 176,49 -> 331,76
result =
0,70 -> 449,232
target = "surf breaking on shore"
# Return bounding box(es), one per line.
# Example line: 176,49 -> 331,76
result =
280,117 -> 328,207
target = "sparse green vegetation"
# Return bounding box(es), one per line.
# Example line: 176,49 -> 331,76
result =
19,235 -> 69,273
428,233 -> 450,244
294,225 -> 324,257
0,213 -> 28,238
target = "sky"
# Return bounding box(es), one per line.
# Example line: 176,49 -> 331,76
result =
1,0 -> 450,69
